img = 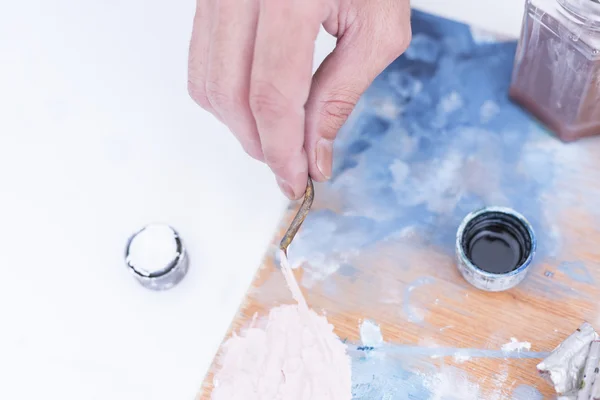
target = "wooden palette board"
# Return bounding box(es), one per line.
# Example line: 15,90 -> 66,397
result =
199,9 -> 600,399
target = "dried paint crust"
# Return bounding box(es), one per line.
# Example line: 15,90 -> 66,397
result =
537,323 -> 600,397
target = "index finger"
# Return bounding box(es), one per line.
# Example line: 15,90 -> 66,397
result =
249,0 -> 323,199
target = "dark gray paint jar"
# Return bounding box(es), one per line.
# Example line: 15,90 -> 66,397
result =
456,207 -> 536,292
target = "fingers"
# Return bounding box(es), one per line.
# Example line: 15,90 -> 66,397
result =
188,0 -> 216,116
205,0 -> 264,161
250,0 -> 322,199
305,0 -> 412,181
189,0 -> 407,198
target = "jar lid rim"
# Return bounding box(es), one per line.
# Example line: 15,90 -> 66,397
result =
557,0 -> 600,26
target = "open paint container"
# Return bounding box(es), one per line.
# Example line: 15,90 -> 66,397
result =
455,207 -> 536,292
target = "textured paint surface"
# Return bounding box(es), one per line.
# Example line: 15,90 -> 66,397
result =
558,261 -> 594,285
286,9 -> 596,398
351,320 -> 549,399
501,338 -> 532,353
511,385 -> 543,400
202,9 -> 600,400
211,252 -> 352,400
287,10 -> 593,290
211,305 -> 351,400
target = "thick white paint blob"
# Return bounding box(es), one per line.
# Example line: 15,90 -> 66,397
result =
501,337 -> 532,353
126,224 -> 178,276
211,251 -> 352,400
359,319 -> 383,348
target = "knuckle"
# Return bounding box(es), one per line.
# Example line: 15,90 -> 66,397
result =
249,80 -> 291,120
265,151 -> 291,174
187,79 -> 211,110
205,80 -> 240,112
261,144 -> 294,174
319,92 -> 360,137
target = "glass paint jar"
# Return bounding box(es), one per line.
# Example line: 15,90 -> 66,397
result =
509,0 -> 600,141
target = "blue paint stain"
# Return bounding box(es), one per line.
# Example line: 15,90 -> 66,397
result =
338,264 -> 360,283
359,115 -> 392,138
288,9 -> 562,286
403,277 -> 436,323
349,341 -> 547,399
558,261 -> 594,284
286,10 -> 569,397
347,139 -> 372,155
349,341 -> 548,399
511,385 -> 543,400
348,344 -> 549,360
352,355 -> 432,399
404,33 -> 442,64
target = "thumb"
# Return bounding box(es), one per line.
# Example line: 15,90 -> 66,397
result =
304,5 -> 411,181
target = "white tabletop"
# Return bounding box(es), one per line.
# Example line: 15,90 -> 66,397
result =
0,1 -> 523,399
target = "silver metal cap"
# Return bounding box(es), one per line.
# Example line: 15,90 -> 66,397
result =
125,224 -> 189,290
455,206 -> 536,292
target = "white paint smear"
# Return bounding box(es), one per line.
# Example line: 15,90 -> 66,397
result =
501,337 -> 532,352
452,351 -> 471,364
211,251 -> 352,400
425,367 -> 480,400
359,320 -> 383,348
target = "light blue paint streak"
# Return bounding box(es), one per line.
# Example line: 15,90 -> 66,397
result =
511,384 -> 543,400
348,344 -> 549,360
558,261 -> 594,284
403,277 -> 436,323
352,355 -> 432,399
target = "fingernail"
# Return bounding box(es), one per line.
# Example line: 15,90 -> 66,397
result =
316,139 -> 333,179
276,177 -> 296,200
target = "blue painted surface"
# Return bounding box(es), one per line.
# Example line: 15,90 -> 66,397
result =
288,10 -> 564,287
295,10 -> 563,399
511,385 -> 543,400
352,355 -> 432,400
283,9 -> 592,399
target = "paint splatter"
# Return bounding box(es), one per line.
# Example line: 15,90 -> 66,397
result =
349,320 -> 548,399
485,364 -> 511,400
558,261 -> 594,285
359,320 -> 383,348
425,367 -> 480,400
480,100 -> 501,123
501,338 -> 532,353
511,385 -> 543,400
452,351 -> 472,364
351,355 -> 431,399
403,277 -> 435,323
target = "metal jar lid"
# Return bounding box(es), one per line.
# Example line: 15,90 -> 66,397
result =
125,223 -> 189,290
455,207 -> 536,292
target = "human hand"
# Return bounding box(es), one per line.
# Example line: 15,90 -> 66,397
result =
188,0 -> 411,199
